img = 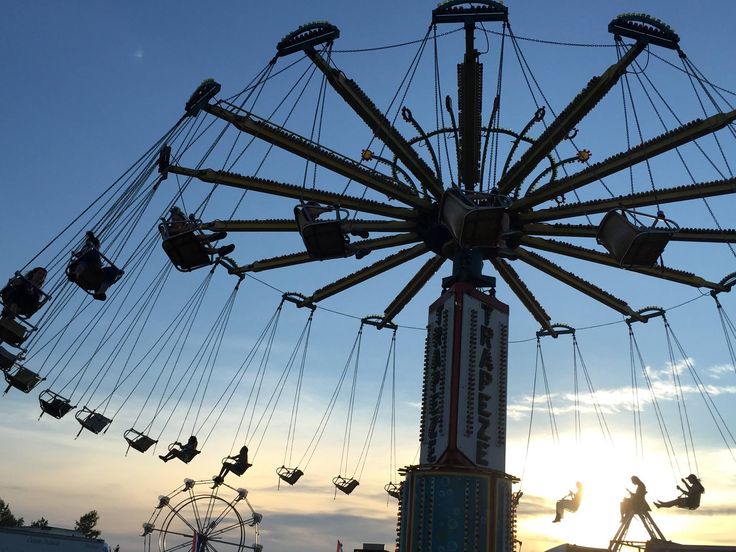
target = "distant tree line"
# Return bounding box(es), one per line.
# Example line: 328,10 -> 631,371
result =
0,498 -> 100,538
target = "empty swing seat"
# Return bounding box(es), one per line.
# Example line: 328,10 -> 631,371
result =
4,365 -> 43,393
276,466 -> 304,486
39,390 -> 74,419
0,317 -> 31,347
333,475 -> 360,495
75,408 -> 112,435
159,224 -> 215,272
0,346 -> 18,371
439,188 -> 510,248
597,209 -> 678,267
295,205 -> 351,260
124,428 -> 158,453
384,482 -> 402,500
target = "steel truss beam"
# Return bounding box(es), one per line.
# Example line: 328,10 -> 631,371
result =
307,243 -> 429,303
167,165 -> 415,220
305,49 -> 445,199
523,222 -> 736,243
206,219 -> 416,233
204,104 -> 428,209
497,41 -> 646,195
516,109 -> 736,210
519,236 -> 727,291
490,257 -> 553,333
515,248 -> 640,318
383,255 -> 446,322
232,233 -> 421,274
520,177 -> 736,223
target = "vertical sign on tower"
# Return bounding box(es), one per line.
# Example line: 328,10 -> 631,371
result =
420,293 -> 453,464
458,288 -> 509,470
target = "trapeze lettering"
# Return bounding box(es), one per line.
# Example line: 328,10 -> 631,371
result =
476,304 -> 495,466
425,307 -> 447,463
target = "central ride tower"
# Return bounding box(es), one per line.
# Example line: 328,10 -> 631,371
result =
397,3 -> 517,551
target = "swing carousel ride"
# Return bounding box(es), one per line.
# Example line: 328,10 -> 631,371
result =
3,2 -> 736,551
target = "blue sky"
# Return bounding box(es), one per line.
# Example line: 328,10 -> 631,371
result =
2,2 -> 736,551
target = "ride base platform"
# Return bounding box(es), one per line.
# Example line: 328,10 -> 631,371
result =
546,542 -> 736,552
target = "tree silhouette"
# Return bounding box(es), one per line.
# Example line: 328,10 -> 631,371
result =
31,517 -> 49,528
0,499 -> 23,527
74,510 -> 100,539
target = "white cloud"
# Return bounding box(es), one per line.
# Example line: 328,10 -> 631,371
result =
507,356 -> 736,419
709,363 -> 735,379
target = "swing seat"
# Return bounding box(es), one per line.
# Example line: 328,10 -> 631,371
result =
39,390 -> 74,419
384,482 -> 402,500
597,209 -> 678,267
333,475 -> 360,495
0,346 -> 18,371
4,365 -> 43,393
160,225 -> 216,272
75,408 -> 112,434
295,204 -> 351,260
224,459 -> 252,476
124,428 -> 158,453
439,188 -> 510,248
0,277 -> 49,319
67,260 -> 123,294
0,317 -> 31,347
276,466 -> 304,486
168,442 -> 200,464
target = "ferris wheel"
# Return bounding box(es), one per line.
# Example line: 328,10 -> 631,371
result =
2,2 -> 736,551
141,478 -> 262,552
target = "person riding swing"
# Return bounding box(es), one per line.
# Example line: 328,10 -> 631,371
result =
655,474 -> 704,510
553,481 -> 583,523
620,475 -> 649,520
68,231 -> 123,301
163,206 -> 235,257
159,435 -> 200,463
1,267 -> 47,318
212,445 -> 251,487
